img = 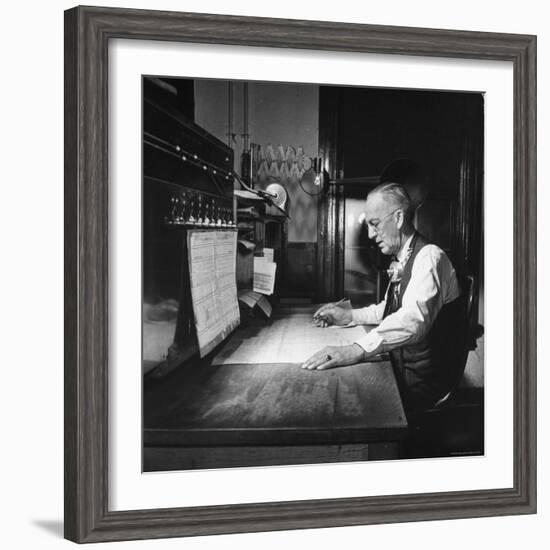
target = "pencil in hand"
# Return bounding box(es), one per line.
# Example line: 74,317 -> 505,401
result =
313,298 -> 350,327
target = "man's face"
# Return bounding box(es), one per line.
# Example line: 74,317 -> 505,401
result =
364,193 -> 402,256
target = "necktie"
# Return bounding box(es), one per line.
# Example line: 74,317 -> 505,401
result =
383,281 -> 400,319
382,235 -> 416,319
383,258 -> 401,319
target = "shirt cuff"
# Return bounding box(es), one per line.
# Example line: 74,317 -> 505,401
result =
354,330 -> 385,355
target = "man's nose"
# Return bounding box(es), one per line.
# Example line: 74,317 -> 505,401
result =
367,225 -> 376,239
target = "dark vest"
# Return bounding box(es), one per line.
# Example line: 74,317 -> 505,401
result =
384,233 -> 467,414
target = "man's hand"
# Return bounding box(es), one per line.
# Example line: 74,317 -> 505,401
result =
301,344 -> 366,370
313,303 -> 353,327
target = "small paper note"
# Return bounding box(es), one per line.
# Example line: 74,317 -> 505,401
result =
253,258 -> 277,295
263,247 -> 274,262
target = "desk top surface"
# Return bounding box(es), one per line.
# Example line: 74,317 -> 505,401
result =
144,306 -> 407,446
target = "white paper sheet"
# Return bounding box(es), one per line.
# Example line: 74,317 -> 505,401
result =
262,247 -> 274,262
253,257 -> 277,295
212,312 -> 368,365
187,230 -> 240,357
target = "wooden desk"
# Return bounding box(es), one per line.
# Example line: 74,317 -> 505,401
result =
144,307 -> 408,471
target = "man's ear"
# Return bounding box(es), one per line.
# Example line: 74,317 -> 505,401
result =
396,209 -> 404,229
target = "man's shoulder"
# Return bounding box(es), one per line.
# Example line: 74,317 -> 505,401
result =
409,236 -> 460,299
415,233 -> 443,256
413,243 -> 456,274
415,242 -> 447,262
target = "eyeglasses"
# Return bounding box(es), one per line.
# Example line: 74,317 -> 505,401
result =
366,208 -> 401,232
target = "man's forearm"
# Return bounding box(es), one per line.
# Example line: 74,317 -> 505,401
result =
352,301 -> 386,325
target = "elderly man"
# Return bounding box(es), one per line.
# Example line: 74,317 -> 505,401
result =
302,182 -> 465,413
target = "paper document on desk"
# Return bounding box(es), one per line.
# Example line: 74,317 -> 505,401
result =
212,312 -> 368,365
187,230 -> 240,357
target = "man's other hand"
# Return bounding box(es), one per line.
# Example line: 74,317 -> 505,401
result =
301,344 -> 365,370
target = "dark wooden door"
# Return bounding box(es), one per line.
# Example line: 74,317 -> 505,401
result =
317,86 -> 483,317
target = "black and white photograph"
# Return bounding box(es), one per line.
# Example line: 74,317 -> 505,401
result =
0,0 -> 537,547
142,76 -> 485,472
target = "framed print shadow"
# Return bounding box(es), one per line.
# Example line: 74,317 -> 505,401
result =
64,5 -> 537,544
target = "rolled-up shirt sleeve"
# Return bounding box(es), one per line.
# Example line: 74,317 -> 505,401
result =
354,245 -> 460,356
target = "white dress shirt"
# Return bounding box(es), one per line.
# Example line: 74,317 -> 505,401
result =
352,236 -> 460,355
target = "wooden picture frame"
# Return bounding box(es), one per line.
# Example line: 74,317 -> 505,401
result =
64,5 -> 536,543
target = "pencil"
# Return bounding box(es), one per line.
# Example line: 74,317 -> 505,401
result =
313,297 -> 347,320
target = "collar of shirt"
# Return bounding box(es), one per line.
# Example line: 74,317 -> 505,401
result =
396,233 -> 414,263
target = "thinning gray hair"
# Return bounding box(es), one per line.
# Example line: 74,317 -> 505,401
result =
369,182 -> 415,224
